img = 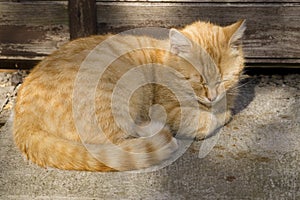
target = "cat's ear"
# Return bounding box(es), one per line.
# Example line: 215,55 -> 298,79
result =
224,20 -> 246,47
169,28 -> 192,54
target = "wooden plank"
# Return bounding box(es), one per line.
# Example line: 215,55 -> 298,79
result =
0,1 -> 299,66
98,0 -> 300,2
96,2 -> 300,63
68,0 -> 97,39
0,2 -> 69,61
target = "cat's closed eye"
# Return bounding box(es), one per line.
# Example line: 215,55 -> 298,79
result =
185,74 -> 202,83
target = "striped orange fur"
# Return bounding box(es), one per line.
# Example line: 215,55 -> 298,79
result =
13,20 -> 246,171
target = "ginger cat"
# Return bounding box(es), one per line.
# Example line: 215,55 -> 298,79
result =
13,20 -> 246,171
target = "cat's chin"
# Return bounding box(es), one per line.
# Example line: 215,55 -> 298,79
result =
197,100 -> 215,108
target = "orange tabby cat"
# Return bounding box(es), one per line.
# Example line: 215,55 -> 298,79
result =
13,20 -> 246,171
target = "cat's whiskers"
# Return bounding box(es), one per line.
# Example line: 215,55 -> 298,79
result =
230,79 -> 252,92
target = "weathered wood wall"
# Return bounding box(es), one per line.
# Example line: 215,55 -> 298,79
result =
69,0 -> 97,39
0,1 -> 69,62
0,0 -> 299,68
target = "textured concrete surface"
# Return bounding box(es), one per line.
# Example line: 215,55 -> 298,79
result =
0,73 -> 299,199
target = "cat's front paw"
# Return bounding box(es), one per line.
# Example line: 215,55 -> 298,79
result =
224,110 -> 233,125
195,112 -> 218,140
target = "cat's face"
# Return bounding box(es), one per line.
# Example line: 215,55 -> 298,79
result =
169,20 -> 246,105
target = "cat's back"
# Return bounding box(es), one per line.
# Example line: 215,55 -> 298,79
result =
17,34 -> 111,101
14,33 -> 162,138
14,35 -> 111,138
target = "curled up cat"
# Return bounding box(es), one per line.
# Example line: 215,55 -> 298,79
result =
13,20 -> 246,171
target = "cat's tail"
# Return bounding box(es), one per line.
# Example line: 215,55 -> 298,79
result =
13,122 -> 178,172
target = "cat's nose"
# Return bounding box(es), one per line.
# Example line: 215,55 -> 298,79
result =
207,89 -> 217,102
207,96 -> 216,102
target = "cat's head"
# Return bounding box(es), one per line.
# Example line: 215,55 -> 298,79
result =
168,20 -> 246,105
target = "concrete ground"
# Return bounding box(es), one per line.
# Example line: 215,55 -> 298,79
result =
0,71 -> 299,199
